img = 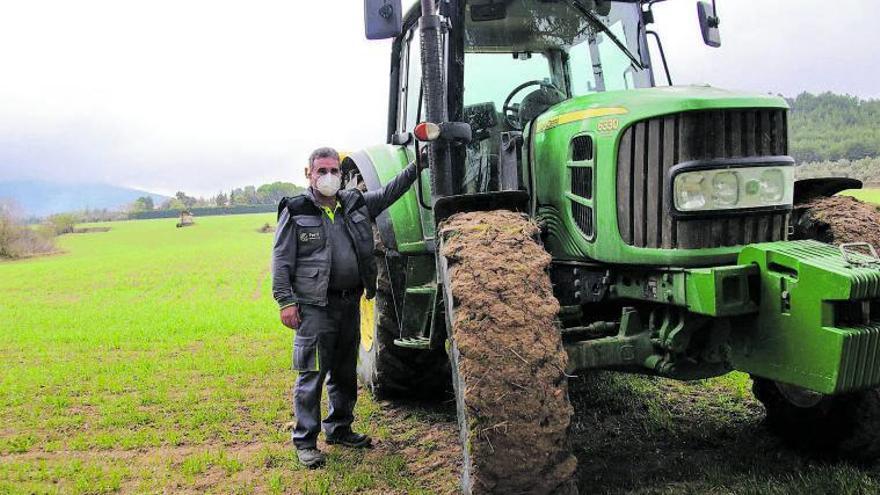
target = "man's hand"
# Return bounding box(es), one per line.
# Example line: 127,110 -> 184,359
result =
280,305 -> 300,329
416,147 -> 429,170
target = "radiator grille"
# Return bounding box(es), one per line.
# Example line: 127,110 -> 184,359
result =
571,167 -> 592,199
572,202 -> 593,238
571,135 -> 593,161
616,108 -> 790,249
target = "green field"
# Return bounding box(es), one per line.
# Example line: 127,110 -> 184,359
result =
3,213 -> 880,494
844,188 -> 880,204
0,214 -> 453,494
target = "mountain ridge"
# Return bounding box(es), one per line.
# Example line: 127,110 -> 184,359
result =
0,180 -> 168,217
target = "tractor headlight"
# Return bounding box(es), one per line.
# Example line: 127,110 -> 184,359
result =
673,166 -> 793,212
759,169 -> 785,203
712,171 -> 740,207
675,173 -> 707,210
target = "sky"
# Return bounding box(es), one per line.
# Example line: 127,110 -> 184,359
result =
0,0 -> 876,197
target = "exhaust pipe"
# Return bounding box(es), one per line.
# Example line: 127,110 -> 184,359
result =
418,0 -> 455,206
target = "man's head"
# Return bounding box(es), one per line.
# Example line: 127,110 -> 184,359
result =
306,147 -> 342,198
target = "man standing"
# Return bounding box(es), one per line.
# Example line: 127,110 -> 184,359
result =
272,147 -> 422,468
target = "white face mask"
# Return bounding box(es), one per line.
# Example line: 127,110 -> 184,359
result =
316,173 -> 341,197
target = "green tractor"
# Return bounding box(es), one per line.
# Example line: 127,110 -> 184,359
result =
347,1 -> 880,493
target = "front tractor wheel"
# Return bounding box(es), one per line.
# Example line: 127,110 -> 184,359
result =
752,377 -> 880,461
441,211 -> 578,495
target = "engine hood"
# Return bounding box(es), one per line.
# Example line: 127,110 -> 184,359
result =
533,85 -> 789,135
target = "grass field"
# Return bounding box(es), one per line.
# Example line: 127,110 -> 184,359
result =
0,214 -> 453,494
843,188 -> 880,204
2,213 -> 880,494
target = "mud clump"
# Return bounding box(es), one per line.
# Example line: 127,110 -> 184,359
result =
794,196 -> 880,248
440,210 -> 577,495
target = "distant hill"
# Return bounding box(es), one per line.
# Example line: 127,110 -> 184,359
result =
788,92 -> 880,162
0,180 -> 168,217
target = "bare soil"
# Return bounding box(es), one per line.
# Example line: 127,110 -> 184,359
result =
377,400 -> 461,495
69,227 -> 112,234
440,210 -> 577,494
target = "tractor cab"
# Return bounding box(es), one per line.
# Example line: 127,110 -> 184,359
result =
390,0 -> 657,196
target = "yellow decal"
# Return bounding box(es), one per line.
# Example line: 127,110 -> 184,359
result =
536,107 -> 628,133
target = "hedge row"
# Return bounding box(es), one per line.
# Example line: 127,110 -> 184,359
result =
129,204 -> 277,220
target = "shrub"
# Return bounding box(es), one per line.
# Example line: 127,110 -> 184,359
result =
0,209 -> 56,259
45,213 -> 79,235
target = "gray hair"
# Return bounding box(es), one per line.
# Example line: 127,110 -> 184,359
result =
308,147 -> 340,168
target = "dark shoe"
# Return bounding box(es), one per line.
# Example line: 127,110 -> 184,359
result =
326,430 -> 372,448
296,448 -> 326,469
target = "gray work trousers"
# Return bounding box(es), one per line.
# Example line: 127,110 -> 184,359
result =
292,290 -> 361,449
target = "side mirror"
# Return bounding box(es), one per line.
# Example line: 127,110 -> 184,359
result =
697,0 -> 721,47
364,0 -> 403,40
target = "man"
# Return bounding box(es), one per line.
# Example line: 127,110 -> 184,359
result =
272,146 -> 422,468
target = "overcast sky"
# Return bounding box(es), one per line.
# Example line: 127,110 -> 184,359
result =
0,0 -> 876,196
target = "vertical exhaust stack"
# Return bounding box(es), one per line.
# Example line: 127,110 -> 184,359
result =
418,0 -> 455,208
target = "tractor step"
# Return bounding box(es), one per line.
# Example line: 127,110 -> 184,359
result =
393,336 -> 431,349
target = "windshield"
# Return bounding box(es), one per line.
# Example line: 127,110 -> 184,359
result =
463,0 -> 653,108
458,1 -> 653,193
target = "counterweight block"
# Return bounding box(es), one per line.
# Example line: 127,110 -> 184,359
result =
733,240 -> 880,394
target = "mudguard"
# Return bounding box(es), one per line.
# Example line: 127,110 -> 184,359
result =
342,145 -> 431,255
794,177 -> 863,204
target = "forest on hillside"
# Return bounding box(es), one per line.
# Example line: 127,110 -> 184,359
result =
789,92 -> 880,184
789,92 -> 880,162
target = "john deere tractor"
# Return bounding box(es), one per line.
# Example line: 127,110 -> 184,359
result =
346,1 -> 880,493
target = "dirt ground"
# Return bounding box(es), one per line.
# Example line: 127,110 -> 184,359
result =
376,400 -> 461,495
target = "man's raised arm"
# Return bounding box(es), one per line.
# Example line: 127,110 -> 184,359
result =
362,161 -> 421,218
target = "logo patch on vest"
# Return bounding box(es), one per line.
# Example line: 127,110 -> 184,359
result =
299,231 -> 322,243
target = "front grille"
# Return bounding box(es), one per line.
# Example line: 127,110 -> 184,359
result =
572,201 -> 593,238
616,109 -> 790,249
571,167 -> 592,199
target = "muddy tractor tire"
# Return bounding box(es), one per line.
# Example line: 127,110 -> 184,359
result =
791,195 -> 880,247
441,211 -> 578,495
752,377 -> 880,460
357,247 -> 450,400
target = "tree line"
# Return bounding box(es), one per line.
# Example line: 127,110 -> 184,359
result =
129,181 -> 304,213
788,92 -> 880,163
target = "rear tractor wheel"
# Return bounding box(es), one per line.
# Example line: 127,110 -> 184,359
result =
752,377 -> 880,461
440,210 -> 578,495
357,247 -> 450,399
